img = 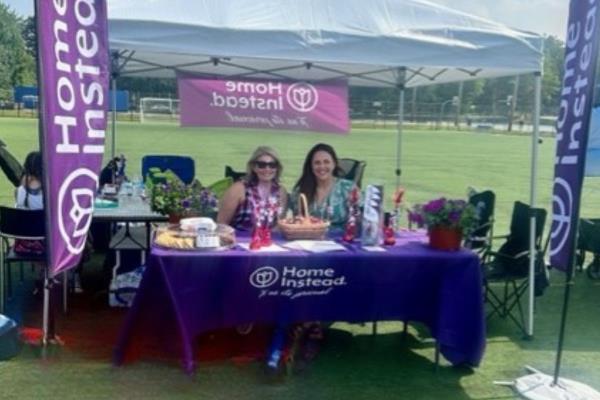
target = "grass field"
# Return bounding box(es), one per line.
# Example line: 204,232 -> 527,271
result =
0,117 -> 599,399
2,116 -> 600,233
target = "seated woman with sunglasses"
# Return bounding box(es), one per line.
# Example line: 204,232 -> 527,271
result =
217,146 -> 288,230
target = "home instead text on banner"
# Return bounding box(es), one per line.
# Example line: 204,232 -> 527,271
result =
550,0 -> 600,272
178,76 -> 349,134
37,0 -> 110,276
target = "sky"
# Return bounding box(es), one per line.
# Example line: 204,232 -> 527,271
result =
1,0 -> 568,39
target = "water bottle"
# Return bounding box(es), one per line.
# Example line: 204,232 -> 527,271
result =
265,324 -> 286,371
132,175 -> 143,197
267,349 -> 281,370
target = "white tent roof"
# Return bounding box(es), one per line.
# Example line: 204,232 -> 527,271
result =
108,0 -> 544,87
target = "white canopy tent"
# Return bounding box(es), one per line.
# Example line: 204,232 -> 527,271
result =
107,0 -> 545,336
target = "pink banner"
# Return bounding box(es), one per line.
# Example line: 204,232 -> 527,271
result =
178,76 -> 349,134
37,0 -> 109,276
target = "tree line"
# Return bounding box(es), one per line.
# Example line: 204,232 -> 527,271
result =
0,3 -> 579,119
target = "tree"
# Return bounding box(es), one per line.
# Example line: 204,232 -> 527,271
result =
0,4 -> 35,101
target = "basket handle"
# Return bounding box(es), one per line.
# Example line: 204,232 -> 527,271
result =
298,193 -> 309,220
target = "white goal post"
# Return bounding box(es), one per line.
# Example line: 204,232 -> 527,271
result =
139,97 -> 180,123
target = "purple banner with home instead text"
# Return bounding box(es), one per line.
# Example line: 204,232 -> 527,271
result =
37,0 -> 109,276
550,0 -> 600,271
178,76 -> 349,134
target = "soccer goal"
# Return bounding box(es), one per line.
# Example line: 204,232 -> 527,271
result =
139,97 -> 180,123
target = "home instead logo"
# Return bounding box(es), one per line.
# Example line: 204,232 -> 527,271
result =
210,80 -> 319,113
550,177 -> 573,257
58,168 -> 98,255
249,265 -> 347,300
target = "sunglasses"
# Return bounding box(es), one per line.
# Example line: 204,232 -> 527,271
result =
254,161 -> 278,169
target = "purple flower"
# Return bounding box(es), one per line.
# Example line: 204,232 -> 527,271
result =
448,211 -> 461,224
423,198 -> 446,213
181,199 -> 190,209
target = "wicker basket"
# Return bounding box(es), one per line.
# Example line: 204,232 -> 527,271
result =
278,193 -> 330,240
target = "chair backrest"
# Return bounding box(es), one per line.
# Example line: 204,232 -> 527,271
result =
466,190 -> 495,251
502,201 -> 547,256
207,177 -> 233,201
141,155 -> 195,184
577,218 -> 600,253
338,158 -> 367,188
224,165 -> 246,182
0,206 -> 45,238
0,144 -> 23,188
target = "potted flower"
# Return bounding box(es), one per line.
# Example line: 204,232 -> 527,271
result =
408,197 -> 477,250
151,173 -> 218,223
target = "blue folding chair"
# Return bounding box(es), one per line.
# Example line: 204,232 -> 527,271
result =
141,155 -> 195,184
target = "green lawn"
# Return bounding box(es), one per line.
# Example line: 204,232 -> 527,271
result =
0,117 -> 599,399
3,116 -> 600,233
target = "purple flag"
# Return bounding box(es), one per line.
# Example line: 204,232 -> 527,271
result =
36,0 -> 109,276
550,0 -> 600,271
178,76 -> 349,134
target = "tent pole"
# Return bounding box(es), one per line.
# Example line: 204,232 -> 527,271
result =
110,51 -> 119,160
42,268 -> 50,346
395,67 -> 406,188
526,71 -> 542,338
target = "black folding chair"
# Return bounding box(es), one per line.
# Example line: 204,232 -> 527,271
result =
465,190 -> 496,256
0,206 -> 68,314
0,140 -> 23,188
224,165 -> 246,182
482,201 -> 548,336
338,158 -> 367,188
576,218 -> 600,280
484,201 -> 548,335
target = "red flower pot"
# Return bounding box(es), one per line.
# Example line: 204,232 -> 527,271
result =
168,213 -> 182,224
429,226 -> 462,251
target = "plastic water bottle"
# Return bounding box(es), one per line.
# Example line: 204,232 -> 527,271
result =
265,324 -> 286,370
132,175 -> 143,197
267,349 -> 281,369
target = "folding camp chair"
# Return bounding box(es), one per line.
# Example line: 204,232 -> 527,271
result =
482,201 -> 547,336
464,190 -> 496,256
338,158 -> 367,188
0,207 -> 68,314
576,218 -> 600,280
224,165 -> 246,182
141,155 -> 195,184
0,140 -> 23,188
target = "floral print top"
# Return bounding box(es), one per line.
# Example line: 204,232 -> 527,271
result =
291,178 -> 356,229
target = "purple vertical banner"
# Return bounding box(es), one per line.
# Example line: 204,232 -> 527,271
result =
36,0 -> 109,276
550,0 -> 600,271
178,76 -> 349,134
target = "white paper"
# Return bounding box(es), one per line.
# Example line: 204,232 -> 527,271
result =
238,243 -> 289,252
284,240 -> 347,253
362,245 -> 386,252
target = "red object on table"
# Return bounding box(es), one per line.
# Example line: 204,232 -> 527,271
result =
259,226 -> 272,247
383,226 -> 396,246
250,228 -> 262,250
342,219 -> 357,242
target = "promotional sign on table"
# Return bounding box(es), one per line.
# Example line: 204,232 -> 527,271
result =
37,0 -> 110,276
550,0 -> 600,272
178,75 -> 349,134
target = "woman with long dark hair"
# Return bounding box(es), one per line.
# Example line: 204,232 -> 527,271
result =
15,151 -> 43,210
291,143 -> 355,229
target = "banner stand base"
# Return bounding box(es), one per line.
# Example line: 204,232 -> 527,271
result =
494,366 -> 600,400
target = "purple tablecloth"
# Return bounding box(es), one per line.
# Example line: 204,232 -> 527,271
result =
113,231 -> 485,373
